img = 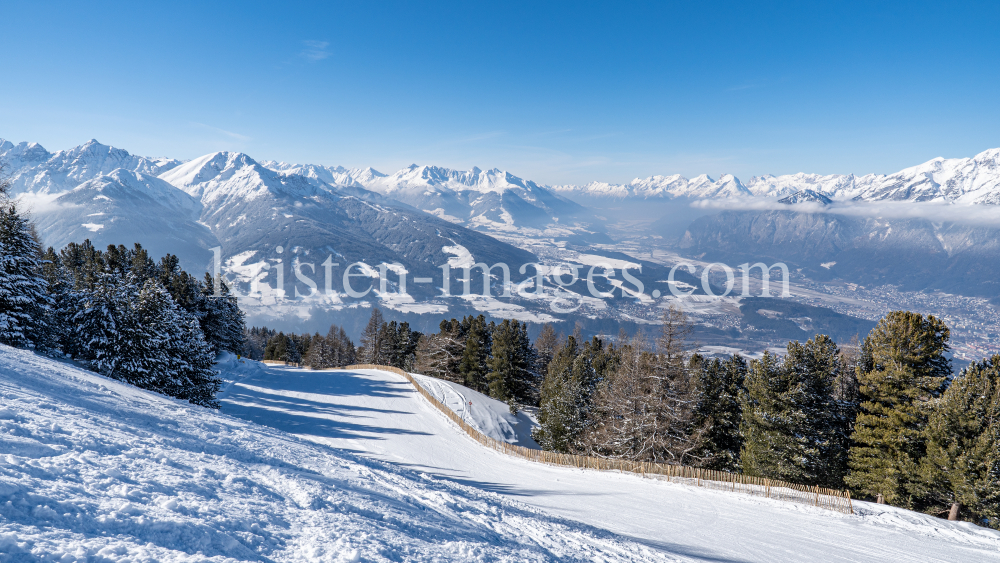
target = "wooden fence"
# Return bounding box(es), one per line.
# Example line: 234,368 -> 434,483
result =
261,360 -> 301,368
331,363 -> 854,515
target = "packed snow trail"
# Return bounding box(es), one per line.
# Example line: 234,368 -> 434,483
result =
0,348 -> 675,561
221,366 -> 1000,563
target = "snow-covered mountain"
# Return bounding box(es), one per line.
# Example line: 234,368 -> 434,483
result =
552,173 -> 753,200
1,138 -> 181,195
551,147 -> 1000,204
30,169 -> 218,265
160,152 -> 327,205
262,160 -> 385,189
262,162 -> 593,233
1,140 -> 536,312
744,173 -> 879,199
158,150 -> 536,313
0,139 -> 51,170
776,189 -> 833,205
849,148 -> 1000,204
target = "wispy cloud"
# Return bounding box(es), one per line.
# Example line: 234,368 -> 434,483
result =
692,198 -> 1000,226
727,83 -> 762,92
299,40 -> 331,62
190,122 -> 252,141
459,131 -> 505,143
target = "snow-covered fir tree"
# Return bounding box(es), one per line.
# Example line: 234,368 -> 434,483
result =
0,202 -> 52,349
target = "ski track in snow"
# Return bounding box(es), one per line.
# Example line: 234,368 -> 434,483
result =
3,347 -> 1000,561
220,365 -> 1000,563
0,348 -> 674,562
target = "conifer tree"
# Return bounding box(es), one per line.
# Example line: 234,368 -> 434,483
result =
395,322 -> 421,371
326,324 -> 356,366
580,309 -> 700,464
243,326 -> 276,360
533,335 -> 580,452
107,279 -> 219,408
70,276 -> 120,367
486,319 -> 537,413
459,315 -> 491,393
695,354 -> 747,471
164,313 -> 220,408
535,324 -> 558,377
379,321 -> 400,366
740,336 -> 846,486
40,247 -> 71,353
264,332 -> 292,361
359,307 -> 386,364
739,351 -> 798,480
581,334 -> 661,460
35,239 -> 236,407
305,333 -> 325,367
200,273 -> 246,354
0,202 -> 51,349
784,335 -> 845,487
414,319 -> 466,382
916,355 -> 1000,526
846,311 -> 951,507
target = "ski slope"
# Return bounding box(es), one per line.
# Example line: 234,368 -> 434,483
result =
221,365 -> 1000,563
0,348 -> 673,561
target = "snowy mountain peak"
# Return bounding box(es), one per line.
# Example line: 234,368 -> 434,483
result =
159,151 -> 324,204
0,139 -> 52,169
552,147 -> 1000,204
2,138 -> 182,195
778,189 -> 834,205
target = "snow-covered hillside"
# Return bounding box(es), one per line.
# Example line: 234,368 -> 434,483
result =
29,168 -> 218,267
220,364 -> 1000,563
0,348 -> 671,561
413,373 -> 540,449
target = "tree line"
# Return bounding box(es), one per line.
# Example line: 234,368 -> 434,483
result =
0,195 -> 246,408
527,308 -> 999,528
332,306 -> 997,528
243,324 -> 357,369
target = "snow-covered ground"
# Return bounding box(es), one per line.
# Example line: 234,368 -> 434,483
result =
4,349 -> 1000,562
411,373 -> 540,449
221,365 -> 1000,563
0,348 -> 672,561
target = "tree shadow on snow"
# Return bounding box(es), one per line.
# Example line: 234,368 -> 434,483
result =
221,371 -> 431,442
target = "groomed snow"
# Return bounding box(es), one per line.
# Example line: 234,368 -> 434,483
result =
411,373 -> 540,449
221,365 -> 1000,563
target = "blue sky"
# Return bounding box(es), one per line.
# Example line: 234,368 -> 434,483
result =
1,1 -> 998,184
